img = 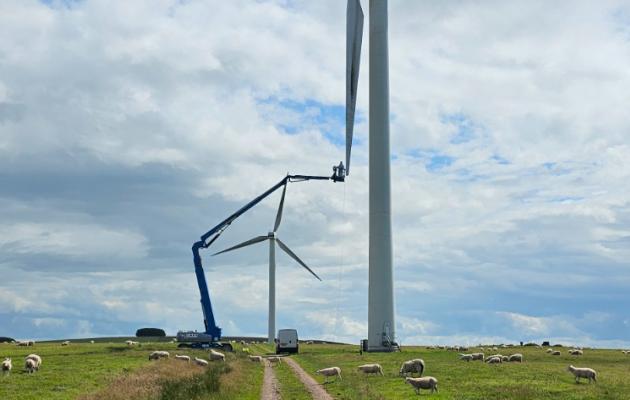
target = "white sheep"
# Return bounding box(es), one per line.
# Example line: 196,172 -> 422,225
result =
25,354 -> 42,369
209,349 -> 225,362
551,350 -> 561,356
267,356 -> 282,365
90,340 -> 95,344
546,348 -> 554,353
249,355 -> 263,363
194,357 -> 209,367
125,340 -> 139,346
2,358 -> 11,375
358,363 -> 384,376
567,365 -> 597,384
405,376 -> 438,394
486,356 -> 502,364
24,358 -> 38,373
148,351 -> 170,360
471,353 -> 484,361
399,359 -> 425,376
316,367 -> 342,383
569,349 -> 583,356
61,340 -> 71,346
175,355 -> 190,362
508,353 -> 523,362
459,354 -> 473,362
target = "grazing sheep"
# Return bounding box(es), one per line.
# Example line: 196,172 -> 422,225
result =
492,346 -> 498,351
471,353 -> 485,361
175,355 -> 190,362
508,354 -> 523,362
2,358 -> 11,374
249,355 -> 263,363
551,351 -> 561,356
405,376 -> 438,394
90,340 -> 95,344
569,349 -> 583,356
358,363 -> 384,376
16,341 -> 28,347
316,367 -> 342,383
194,357 -> 209,367
267,356 -> 282,365
125,340 -> 139,346
24,358 -> 38,373
546,348 -> 554,353
61,341 -> 70,346
486,356 -> 502,364
567,365 -> 597,384
209,349 -> 225,362
501,356 -> 509,362
25,354 -> 42,369
399,359 -> 425,376
459,354 -> 473,362
148,351 -> 170,360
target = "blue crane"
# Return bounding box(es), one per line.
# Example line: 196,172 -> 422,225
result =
176,167 -> 346,349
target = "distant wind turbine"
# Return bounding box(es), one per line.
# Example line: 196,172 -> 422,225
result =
213,183 -> 321,344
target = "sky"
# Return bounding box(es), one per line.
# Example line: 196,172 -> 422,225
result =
1,0 -> 629,347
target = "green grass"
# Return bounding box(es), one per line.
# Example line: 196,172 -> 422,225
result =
293,344 -> 630,399
0,339 -> 264,400
274,361 -> 312,400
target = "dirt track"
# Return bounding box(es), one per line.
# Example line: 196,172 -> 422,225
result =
284,357 -> 334,400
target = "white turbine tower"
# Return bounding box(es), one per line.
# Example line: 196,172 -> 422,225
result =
346,0 -> 396,351
213,184 -> 322,344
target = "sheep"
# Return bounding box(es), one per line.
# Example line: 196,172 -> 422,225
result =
358,363 -> 384,376
551,351 -> 561,356
459,354 -> 473,362
316,367 -> 342,383
486,356 -> 502,364
125,340 -> 139,346
25,354 -> 42,369
61,340 -> 70,346
569,349 -> 583,356
209,349 -> 225,362
546,348 -> 554,353
24,358 -> 38,374
405,376 -> 438,394
249,355 -> 263,363
471,353 -> 485,361
2,358 -> 11,375
175,355 -> 190,362
148,351 -> 170,360
194,357 -> 209,367
567,365 -> 597,384
399,359 -> 425,376
501,356 -> 509,362
508,353 -> 523,362
267,356 -> 282,365
90,340 -> 95,344
16,341 -> 29,347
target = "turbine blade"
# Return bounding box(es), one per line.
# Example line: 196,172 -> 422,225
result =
276,238 -> 322,281
346,0 -> 364,176
212,235 -> 268,256
273,183 -> 287,232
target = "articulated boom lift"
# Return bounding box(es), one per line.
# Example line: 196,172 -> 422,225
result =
177,166 -> 346,349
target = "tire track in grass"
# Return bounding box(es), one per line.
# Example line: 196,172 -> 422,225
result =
261,361 -> 281,400
284,357 -> 334,400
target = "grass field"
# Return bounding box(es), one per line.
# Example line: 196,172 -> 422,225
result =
0,339 -> 264,400
295,343 -> 630,399
3,340 -> 630,399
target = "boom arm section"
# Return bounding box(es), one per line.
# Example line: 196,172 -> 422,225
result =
192,171 -> 343,339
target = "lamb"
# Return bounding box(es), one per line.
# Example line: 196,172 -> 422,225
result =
316,367 -> 342,383
399,359 -> 425,376
208,349 -> 225,362
194,357 -> 209,367
405,376 -> 438,394
249,355 -> 263,363
148,351 -> 170,360
2,358 -> 11,375
508,353 -> 523,362
175,355 -> 190,362
358,363 -> 384,376
567,365 -> 597,384
486,356 -> 502,364
24,358 -> 38,373
471,353 -> 485,361
569,349 -> 583,356
459,354 -> 473,362
551,351 -> 561,356
267,356 -> 282,365
25,354 -> 42,369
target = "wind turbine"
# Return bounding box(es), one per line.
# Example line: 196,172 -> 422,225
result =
212,183 -> 321,344
345,0 -> 396,351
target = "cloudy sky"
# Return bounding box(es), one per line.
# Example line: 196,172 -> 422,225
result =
1,0 -> 629,347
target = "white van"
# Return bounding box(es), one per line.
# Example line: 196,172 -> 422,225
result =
276,329 -> 299,354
